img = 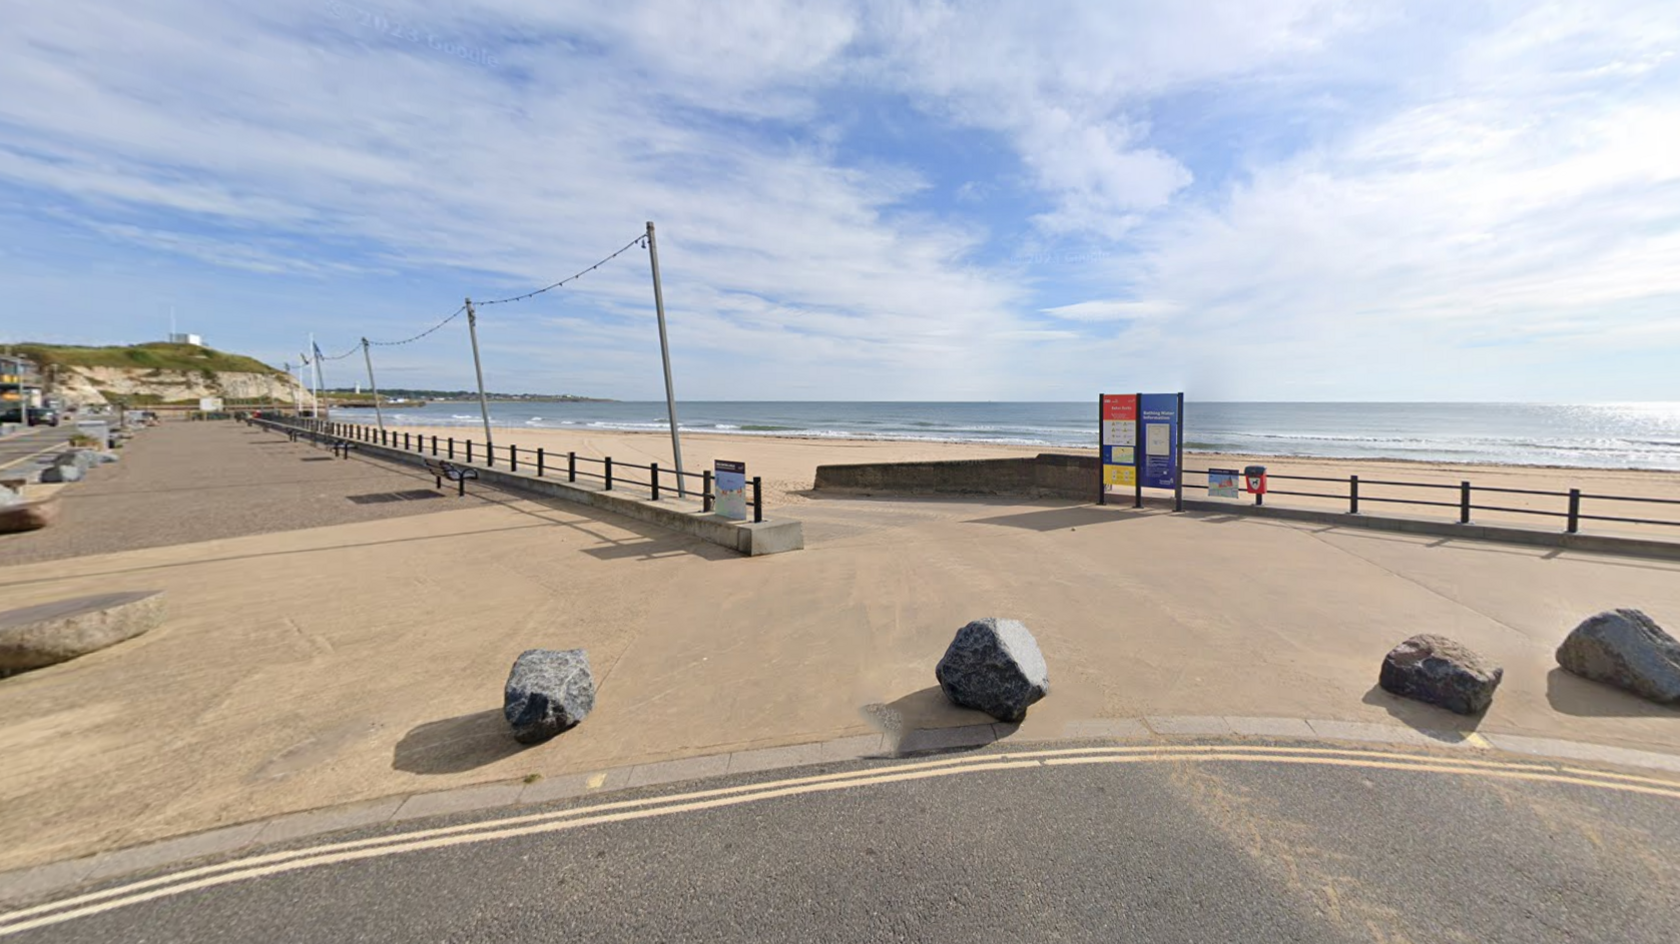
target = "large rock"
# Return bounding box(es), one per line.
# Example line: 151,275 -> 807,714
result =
1378,634 -> 1503,715
1557,609 -> 1680,706
0,496 -> 59,534
0,591 -> 166,671
53,450 -> 97,471
934,618 -> 1049,723
504,649 -> 596,744
39,464 -> 83,483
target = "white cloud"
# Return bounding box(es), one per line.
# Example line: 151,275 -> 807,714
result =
1041,299 -> 1180,322
0,0 -> 1676,400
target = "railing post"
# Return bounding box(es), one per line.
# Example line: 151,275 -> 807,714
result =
1350,474 -> 1359,514
431,435 -> 437,456
466,441 -> 473,464
605,457 -> 613,490
510,445 -> 518,472
651,463 -> 660,500
486,439 -> 494,468
1460,481 -> 1471,524
404,432 -> 410,451
537,447 -> 545,478
448,437 -> 454,460
703,469 -> 713,512
1567,489 -> 1581,533
568,451 -> 576,482
753,476 -> 763,522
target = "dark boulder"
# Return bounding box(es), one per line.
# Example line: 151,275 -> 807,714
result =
504,649 -> 596,744
1378,634 -> 1503,715
935,618 -> 1049,723
1557,609 -> 1680,706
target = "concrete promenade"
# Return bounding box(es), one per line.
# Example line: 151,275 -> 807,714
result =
1,421 -> 1678,878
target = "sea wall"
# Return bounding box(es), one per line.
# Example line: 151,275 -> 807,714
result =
813,453 -> 1098,500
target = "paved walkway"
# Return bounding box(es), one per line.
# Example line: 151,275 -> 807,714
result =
4,741 -> 1677,942
1,440 -> 1679,877
0,421 -> 494,566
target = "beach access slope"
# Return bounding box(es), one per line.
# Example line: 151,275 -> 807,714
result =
1,421 -> 1678,874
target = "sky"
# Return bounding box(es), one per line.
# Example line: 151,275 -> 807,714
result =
2,0 -> 1677,401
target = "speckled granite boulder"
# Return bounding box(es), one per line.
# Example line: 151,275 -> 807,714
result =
504,649 -> 596,744
935,618 -> 1049,723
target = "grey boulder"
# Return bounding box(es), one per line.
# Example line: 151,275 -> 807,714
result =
40,464 -> 83,483
504,648 -> 596,744
935,618 -> 1049,723
1378,634 -> 1503,715
1557,609 -> 1680,706
53,450 -> 96,470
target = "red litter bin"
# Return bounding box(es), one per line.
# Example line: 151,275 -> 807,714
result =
1244,465 -> 1268,504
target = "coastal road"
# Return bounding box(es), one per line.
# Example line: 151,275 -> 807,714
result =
6,739 -> 1677,943
0,427 -> 73,474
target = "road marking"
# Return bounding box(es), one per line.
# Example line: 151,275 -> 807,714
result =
586,772 -> 607,789
3,741 -> 1676,936
0,740 -> 1594,925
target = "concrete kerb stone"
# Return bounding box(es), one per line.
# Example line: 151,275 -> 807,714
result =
6,717 -> 1680,909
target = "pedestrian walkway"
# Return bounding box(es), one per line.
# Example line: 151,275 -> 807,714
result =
0,421 -> 495,566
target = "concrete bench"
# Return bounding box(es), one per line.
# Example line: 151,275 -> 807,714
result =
424,458 -> 479,496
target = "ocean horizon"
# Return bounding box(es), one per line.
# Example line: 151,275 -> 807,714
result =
364,400 -> 1680,472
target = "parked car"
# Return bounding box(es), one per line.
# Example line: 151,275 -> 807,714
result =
1,405 -> 60,426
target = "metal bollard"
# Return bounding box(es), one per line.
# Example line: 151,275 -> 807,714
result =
510,445 -> 518,472
466,441 -> 473,464
448,437 -> 454,459
431,435 -> 437,456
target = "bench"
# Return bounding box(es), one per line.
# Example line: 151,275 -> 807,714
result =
423,459 -> 479,496
330,439 -> 360,459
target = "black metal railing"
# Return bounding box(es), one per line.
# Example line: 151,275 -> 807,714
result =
1182,467 -> 1680,536
252,415 -> 766,523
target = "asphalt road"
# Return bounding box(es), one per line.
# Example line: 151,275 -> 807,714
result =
6,741 -> 1677,943
0,427 -> 73,475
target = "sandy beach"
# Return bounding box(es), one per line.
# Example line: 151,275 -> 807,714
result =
386,422 -> 1680,537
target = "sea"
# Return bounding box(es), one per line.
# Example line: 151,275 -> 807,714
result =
370,401 -> 1680,472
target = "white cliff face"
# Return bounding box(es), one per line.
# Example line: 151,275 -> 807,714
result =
52,366 -> 316,408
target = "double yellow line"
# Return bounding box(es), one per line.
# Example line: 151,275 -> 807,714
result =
3,742 -> 1676,936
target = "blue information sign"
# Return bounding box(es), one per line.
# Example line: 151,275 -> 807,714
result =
1139,393 -> 1180,490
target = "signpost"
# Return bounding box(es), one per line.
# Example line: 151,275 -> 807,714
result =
1099,391 -> 1184,511
714,459 -> 747,520
1207,468 -> 1240,499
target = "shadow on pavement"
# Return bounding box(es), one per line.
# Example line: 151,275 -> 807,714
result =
862,685 -> 1016,755
392,708 -> 528,774
965,505 -> 1155,532
1360,683 -> 1487,738
1544,667 -> 1677,718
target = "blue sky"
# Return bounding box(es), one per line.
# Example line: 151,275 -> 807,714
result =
2,0 -> 1677,400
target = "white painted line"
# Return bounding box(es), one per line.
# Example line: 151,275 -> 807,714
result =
4,741 -> 1676,937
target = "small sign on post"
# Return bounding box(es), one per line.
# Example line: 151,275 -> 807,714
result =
199,397 -> 223,413
714,460 -> 747,520
1207,468 -> 1240,499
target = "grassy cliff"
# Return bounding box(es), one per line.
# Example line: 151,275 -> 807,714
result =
14,342 -> 281,376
